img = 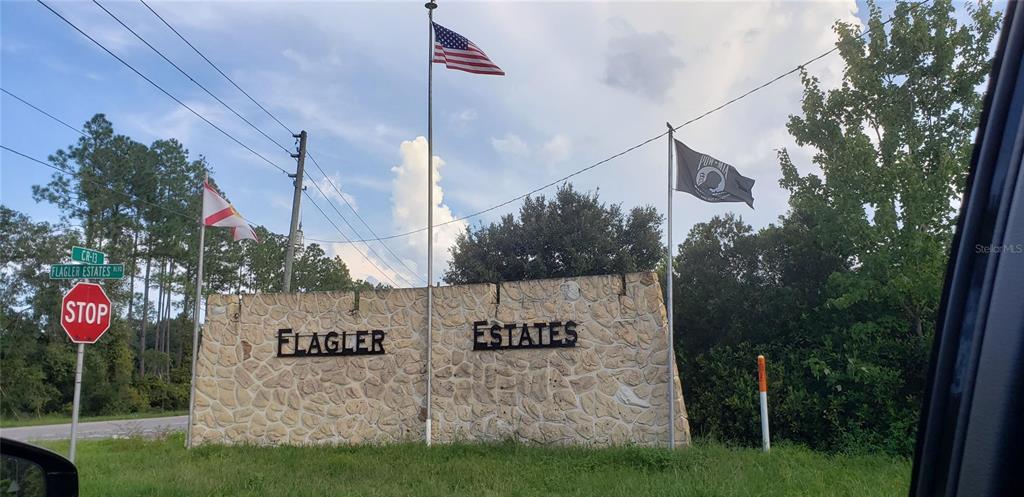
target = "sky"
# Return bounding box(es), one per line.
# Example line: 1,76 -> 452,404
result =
0,0 -> 996,287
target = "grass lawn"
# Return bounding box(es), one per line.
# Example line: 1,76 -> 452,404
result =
37,434 -> 910,497
0,410 -> 186,428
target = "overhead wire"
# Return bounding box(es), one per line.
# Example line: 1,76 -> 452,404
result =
0,89 -> 352,260
134,0 -> 425,282
34,0 -> 932,250
1,88 -> 87,137
1,144 -> 194,221
92,0 -> 293,155
139,0 -> 295,136
301,190 -> 401,287
305,152 -> 426,282
304,178 -> 421,287
41,0 -> 421,286
35,0 -> 291,176
304,0 -> 933,244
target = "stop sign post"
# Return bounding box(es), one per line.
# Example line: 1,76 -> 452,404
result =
61,282 -> 113,463
61,282 -> 112,343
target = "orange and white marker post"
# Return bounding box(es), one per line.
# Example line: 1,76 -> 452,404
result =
758,355 -> 770,452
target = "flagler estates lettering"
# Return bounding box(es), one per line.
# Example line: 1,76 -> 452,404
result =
276,328 -> 386,357
472,320 -> 578,351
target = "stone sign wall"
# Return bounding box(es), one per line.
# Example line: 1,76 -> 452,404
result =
190,272 -> 690,447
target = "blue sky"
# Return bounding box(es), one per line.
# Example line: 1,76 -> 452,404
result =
0,1 -> 997,286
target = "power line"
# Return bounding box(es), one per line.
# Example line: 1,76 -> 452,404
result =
2,86 -> 410,291
304,175 -> 422,286
92,0 -> 293,156
0,144 -> 194,221
36,0 -> 291,176
1,96 -> 265,239
19,0 -> 931,279
301,190 -> 401,287
2,140 -> 345,273
1,89 -> 87,137
43,0 -> 930,250
133,2 -> 423,281
2,145 -> 401,289
98,2 -> 413,280
306,152 -> 425,280
297,152 -> 423,286
139,0 -> 296,136
3,87 -> 88,133
305,0 -> 932,244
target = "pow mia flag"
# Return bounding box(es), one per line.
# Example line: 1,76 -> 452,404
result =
674,140 -> 755,208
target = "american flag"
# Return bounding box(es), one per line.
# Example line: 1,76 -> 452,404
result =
432,22 -> 504,76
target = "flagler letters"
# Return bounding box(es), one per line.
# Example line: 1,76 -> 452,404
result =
472,320 -> 578,351
276,328 -> 386,357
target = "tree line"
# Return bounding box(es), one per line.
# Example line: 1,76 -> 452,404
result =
1,116 -> 372,419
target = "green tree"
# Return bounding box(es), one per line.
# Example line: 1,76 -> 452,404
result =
677,0 -> 1000,455
1,208 -> 80,416
445,184 -> 663,284
5,112 -> 370,419
293,244 -> 356,292
782,0 -> 999,337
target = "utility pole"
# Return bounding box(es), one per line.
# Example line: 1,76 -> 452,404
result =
283,130 -> 307,293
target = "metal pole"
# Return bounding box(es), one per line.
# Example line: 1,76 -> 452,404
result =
759,355 -> 771,452
186,181 -> 208,449
425,0 -> 437,447
665,122 -> 676,449
283,130 -> 307,293
68,343 -> 84,462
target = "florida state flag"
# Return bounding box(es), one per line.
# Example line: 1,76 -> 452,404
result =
202,181 -> 258,241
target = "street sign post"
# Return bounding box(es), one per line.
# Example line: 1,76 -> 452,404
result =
70,246 -> 106,265
60,282 -> 112,463
51,246 -> 122,461
50,264 -> 124,280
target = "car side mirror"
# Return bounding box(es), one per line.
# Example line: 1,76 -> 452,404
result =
0,438 -> 78,497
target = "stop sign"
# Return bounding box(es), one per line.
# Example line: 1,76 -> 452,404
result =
61,282 -> 112,344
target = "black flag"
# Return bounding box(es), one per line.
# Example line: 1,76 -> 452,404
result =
674,140 -> 755,208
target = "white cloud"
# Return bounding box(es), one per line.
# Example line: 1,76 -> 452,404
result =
539,134 -> 572,165
21,0 -> 894,264
311,172 -> 358,211
490,133 -> 530,158
603,19 -> 684,100
448,108 -> 478,131
344,174 -> 391,193
327,243 -> 413,288
123,101 -> 217,145
490,133 -> 571,166
110,1 -> 863,242
462,1 -> 861,233
269,197 -> 291,213
281,49 -> 317,73
391,137 -> 468,285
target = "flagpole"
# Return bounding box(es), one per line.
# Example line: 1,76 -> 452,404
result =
665,123 -> 676,449
186,175 -> 208,449
425,0 -> 437,447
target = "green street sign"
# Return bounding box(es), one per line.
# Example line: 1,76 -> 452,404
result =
50,264 -> 124,280
71,246 -> 106,265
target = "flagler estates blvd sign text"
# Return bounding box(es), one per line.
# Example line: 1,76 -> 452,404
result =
50,263 -> 125,280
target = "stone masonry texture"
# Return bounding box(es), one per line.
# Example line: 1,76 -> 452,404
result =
190,272 -> 690,447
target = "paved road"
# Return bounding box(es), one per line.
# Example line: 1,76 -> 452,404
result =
0,415 -> 188,442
